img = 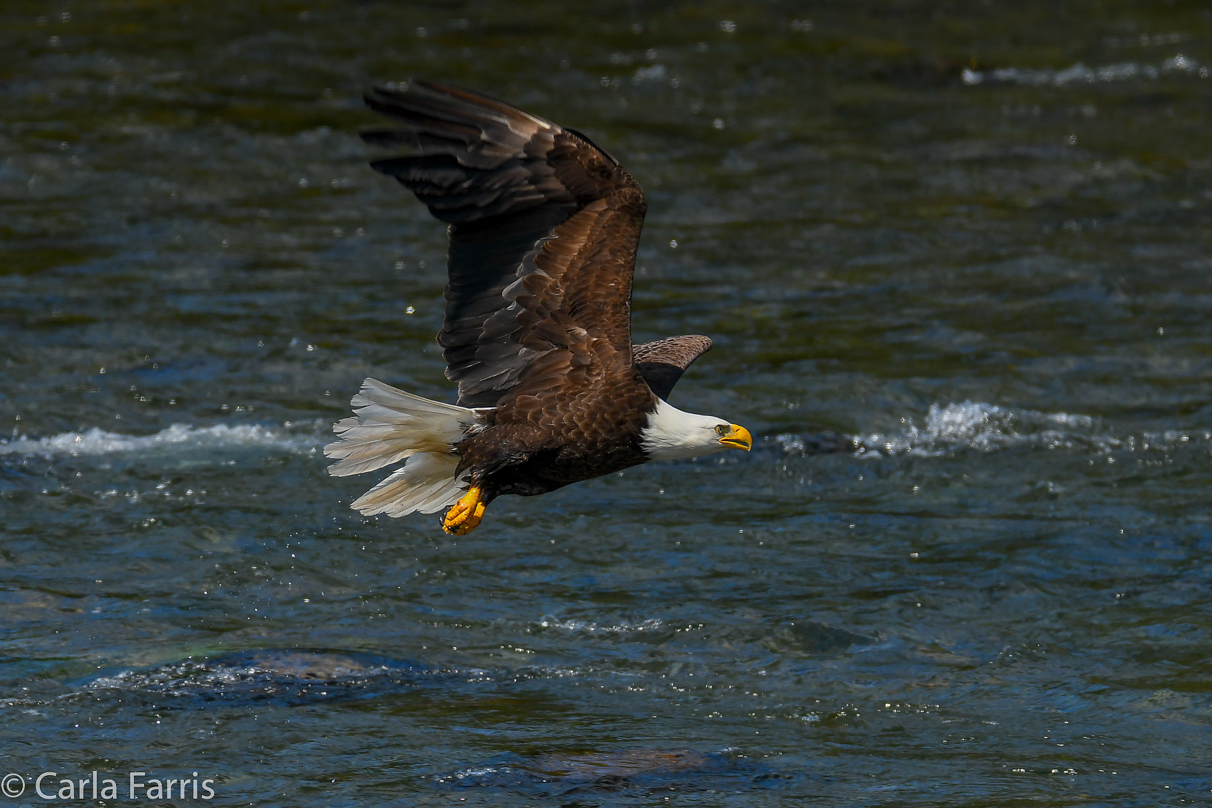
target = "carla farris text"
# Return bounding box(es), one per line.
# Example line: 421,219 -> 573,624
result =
21,771 -> 216,801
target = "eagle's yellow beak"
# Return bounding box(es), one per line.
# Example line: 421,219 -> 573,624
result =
719,424 -> 753,452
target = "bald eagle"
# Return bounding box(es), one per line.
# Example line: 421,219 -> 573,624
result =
325,81 -> 752,535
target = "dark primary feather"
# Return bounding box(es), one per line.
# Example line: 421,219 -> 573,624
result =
632,335 -> 713,400
363,81 -> 648,408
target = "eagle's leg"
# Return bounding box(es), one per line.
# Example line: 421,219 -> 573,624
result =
443,485 -> 487,535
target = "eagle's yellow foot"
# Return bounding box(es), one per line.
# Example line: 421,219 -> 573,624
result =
443,486 -> 486,535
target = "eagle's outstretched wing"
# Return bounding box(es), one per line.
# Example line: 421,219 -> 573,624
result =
632,335 -> 713,401
364,81 -> 647,408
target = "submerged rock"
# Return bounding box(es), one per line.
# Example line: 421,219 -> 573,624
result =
760,620 -> 878,657
772,431 -> 856,456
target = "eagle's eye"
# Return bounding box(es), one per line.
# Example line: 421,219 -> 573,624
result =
714,424 -> 728,436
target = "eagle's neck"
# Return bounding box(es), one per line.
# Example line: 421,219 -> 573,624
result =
640,399 -> 729,462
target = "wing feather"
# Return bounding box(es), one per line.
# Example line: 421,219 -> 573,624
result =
364,81 -> 647,408
632,335 -> 713,400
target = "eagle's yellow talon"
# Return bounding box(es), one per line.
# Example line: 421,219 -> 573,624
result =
443,486 -> 485,535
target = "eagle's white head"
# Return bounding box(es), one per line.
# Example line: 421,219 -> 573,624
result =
640,398 -> 753,462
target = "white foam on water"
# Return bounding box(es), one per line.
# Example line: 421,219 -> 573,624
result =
433,766 -> 506,784
962,54 -> 1201,87
854,401 -> 1103,457
537,615 -> 665,635
0,422 -> 312,458
87,665 -> 251,692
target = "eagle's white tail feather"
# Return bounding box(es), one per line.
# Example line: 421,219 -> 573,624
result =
325,378 -> 481,518
349,452 -> 466,516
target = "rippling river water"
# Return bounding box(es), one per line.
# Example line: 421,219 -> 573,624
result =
3,1 -> 1211,805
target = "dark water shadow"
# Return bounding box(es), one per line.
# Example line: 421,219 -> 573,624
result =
435,748 -> 795,800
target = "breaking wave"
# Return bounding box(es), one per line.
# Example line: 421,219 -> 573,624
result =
962,54 -> 1203,87
855,401 -> 1096,456
0,422 -> 315,458
847,401 -> 1203,457
536,615 -> 666,635
83,650 -> 439,706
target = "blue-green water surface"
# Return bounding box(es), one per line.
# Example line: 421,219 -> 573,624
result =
2,1 -> 1211,805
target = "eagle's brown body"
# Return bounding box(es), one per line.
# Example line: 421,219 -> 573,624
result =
326,82 -> 747,532
458,365 -> 656,501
